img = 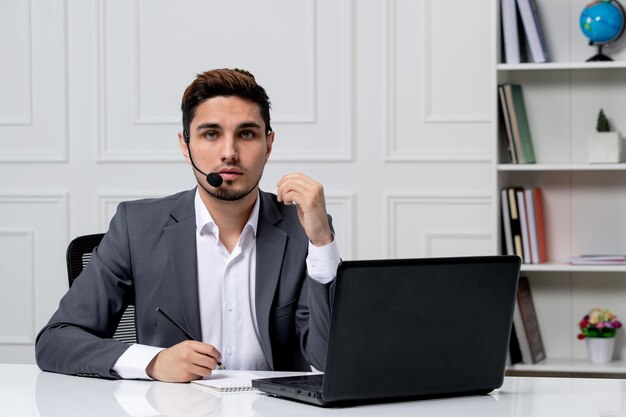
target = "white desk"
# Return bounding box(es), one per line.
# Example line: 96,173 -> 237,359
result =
2,364 -> 626,416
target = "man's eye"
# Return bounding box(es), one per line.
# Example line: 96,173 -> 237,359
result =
241,130 -> 255,139
204,131 -> 218,139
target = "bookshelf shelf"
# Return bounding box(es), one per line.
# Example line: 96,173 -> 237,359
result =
496,0 -> 626,376
521,263 -> 626,273
498,61 -> 626,71
507,358 -> 626,378
498,163 -> 626,171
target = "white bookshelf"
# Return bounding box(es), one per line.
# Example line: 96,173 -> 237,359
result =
507,358 -> 626,378
498,163 -> 626,171
495,0 -> 626,376
521,263 -> 626,273
498,61 -> 626,71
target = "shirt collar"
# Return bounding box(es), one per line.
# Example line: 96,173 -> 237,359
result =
194,188 -> 260,237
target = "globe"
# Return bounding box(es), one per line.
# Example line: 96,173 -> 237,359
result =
580,0 -> 626,61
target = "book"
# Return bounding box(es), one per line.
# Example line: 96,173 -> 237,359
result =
507,187 -> 524,260
568,255 -> 626,265
516,188 -> 531,264
191,370 -> 259,392
503,84 -> 526,163
512,299 -> 532,363
501,188 -> 514,256
514,276 -> 546,364
526,187 -> 547,263
501,0 -> 521,63
509,84 -> 536,163
498,85 -> 518,163
515,0 -> 548,63
524,188 -> 539,264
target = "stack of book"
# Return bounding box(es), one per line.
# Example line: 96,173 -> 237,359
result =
509,276 -> 546,365
498,83 -> 536,164
500,0 -> 549,64
567,255 -> 626,265
501,186 -> 547,264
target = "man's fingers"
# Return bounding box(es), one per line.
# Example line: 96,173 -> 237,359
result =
147,341 -> 223,382
189,340 -> 222,364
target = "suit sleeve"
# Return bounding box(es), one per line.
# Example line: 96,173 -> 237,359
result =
295,215 -> 337,371
35,203 -> 135,379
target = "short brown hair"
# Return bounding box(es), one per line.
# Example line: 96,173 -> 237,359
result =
181,68 -> 272,136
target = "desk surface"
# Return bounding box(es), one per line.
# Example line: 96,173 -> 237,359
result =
3,364 -> 626,416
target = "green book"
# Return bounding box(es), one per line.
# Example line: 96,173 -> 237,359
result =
510,84 -> 536,164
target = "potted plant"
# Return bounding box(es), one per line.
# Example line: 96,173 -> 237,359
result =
577,307 -> 622,363
588,109 -> 623,163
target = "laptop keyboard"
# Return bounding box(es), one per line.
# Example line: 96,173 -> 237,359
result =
284,375 -> 323,390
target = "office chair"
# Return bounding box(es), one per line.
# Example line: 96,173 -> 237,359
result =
66,233 -> 137,344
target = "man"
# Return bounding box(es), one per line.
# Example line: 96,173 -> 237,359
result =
35,69 -> 340,382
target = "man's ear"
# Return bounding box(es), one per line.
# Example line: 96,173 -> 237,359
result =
265,131 -> 275,163
178,132 -> 191,164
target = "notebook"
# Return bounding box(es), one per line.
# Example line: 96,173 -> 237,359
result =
252,256 -> 521,407
191,371 -> 258,392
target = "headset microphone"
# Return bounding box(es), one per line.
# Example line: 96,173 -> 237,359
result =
183,130 -> 224,188
206,172 -> 223,188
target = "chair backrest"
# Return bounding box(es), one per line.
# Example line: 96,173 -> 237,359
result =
66,234 -> 137,344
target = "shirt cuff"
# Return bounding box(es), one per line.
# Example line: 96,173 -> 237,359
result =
112,344 -> 164,380
306,239 -> 341,284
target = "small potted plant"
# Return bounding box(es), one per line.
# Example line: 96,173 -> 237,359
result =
577,307 -> 622,363
588,109 -> 623,163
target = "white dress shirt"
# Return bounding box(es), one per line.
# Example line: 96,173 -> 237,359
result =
113,189 -> 340,379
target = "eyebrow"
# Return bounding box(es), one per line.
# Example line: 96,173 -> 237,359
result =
195,121 -> 263,131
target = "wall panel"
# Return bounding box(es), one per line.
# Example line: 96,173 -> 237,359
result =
0,0 -> 67,161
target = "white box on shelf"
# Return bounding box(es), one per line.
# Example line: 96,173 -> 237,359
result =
588,132 -> 623,163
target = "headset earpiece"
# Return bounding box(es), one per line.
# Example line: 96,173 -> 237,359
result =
183,130 -> 190,143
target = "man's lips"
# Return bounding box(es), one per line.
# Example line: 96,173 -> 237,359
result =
218,169 -> 242,181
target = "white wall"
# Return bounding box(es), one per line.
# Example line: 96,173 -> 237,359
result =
0,0 -> 494,363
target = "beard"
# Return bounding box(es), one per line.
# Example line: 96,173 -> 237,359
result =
200,179 -> 260,202
197,168 -> 263,202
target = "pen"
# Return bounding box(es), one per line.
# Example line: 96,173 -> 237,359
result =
156,306 -> 225,369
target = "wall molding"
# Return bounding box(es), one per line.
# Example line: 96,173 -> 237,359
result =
0,0 -> 32,126
422,0 -> 491,125
0,0 -> 68,162
98,0 -> 353,163
424,230 -> 492,257
0,229 -> 35,344
325,192 -> 356,259
383,0 -> 491,162
385,193 -> 492,257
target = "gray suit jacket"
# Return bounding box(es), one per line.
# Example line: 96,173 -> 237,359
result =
35,189 -> 334,378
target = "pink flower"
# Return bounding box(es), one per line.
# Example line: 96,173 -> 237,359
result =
596,322 -> 605,329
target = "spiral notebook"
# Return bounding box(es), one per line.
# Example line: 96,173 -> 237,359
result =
191,370 -> 258,393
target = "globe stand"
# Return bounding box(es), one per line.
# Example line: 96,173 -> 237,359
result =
586,43 -> 614,62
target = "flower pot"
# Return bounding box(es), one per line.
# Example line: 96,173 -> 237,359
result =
588,132 -> 623,163
585,337 -> 615,364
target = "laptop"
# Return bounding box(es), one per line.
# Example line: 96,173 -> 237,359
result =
252,255 -> 521,407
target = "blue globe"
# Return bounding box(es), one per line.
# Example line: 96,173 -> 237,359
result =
580,0 -> 625,44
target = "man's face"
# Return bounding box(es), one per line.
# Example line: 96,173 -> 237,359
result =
179,96 -> 274,202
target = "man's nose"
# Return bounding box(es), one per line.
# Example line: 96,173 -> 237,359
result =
221,136 -> 238,161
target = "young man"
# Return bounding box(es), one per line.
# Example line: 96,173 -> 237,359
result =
35,69 -> 340,382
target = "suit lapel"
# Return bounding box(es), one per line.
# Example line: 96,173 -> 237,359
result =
255,192 -> 287,370
163,189 -> 202,341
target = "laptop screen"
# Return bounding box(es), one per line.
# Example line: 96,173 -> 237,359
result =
321,256 -> 520,403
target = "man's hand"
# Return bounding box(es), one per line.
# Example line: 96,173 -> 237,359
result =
146,341 -> 222,382
277,173 -> 333,247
